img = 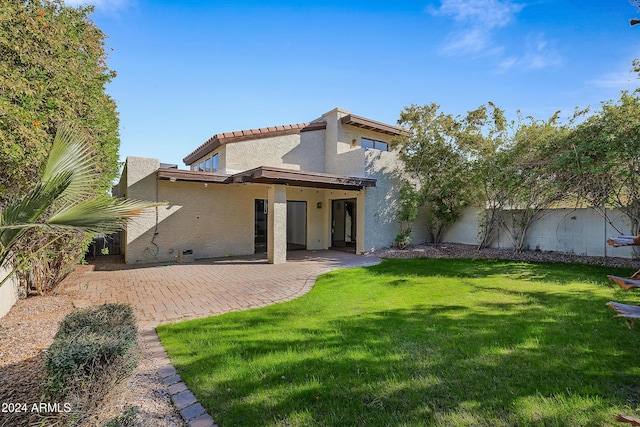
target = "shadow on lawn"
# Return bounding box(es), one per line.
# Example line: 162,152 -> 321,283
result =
365,257 -> 637,285
161,259 -> 640,426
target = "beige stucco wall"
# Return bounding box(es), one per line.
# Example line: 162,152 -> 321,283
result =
287,187 -> 327,250
123,157 -> 338,263
361,148 -> 430,252
317,108 -> 424,252
222,130 -> 325,174
124,108 -> 424,260
126,172 -> 271,263
318,108 -> 429,252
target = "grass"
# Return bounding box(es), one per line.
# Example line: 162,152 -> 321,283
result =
157,258 -> 640,426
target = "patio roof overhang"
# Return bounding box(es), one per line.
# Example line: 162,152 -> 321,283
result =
157,168 -> 230,183
157,166 -> 376,191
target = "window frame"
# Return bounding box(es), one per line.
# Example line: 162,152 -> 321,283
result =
360,137 -> 388,151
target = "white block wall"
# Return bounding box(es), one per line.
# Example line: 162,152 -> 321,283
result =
0,266 -> 20,319
443,207 -> 636,258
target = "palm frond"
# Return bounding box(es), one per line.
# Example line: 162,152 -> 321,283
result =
0,174 -> 72,250
46,198 -> 163,234
0,126 -> 165,278
41,124 -> 99,201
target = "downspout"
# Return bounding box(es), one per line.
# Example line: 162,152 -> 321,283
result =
147,172 -> 160,258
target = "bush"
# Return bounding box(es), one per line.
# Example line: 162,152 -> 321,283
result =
42,304 -> 139,425
103,406 -> 139,427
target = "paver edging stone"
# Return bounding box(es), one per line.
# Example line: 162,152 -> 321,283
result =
136,252 -> 382,427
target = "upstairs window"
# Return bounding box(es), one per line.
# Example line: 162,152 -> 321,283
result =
361,138 -> 388,151
193,153 -> 219,172
211,153 -> 219,171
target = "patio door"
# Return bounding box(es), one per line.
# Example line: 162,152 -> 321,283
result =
255,199 -> 307,253
331,199 -> 356,250
287,201 -> 306,251
255,199 -> 267,253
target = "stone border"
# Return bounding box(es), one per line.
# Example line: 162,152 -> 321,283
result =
132,253 -> 382,427
140,327 -> 218,427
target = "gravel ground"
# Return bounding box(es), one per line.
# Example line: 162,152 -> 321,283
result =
370,242 -> 640,269
0,244 -> 636,426
0,291 -> 185,427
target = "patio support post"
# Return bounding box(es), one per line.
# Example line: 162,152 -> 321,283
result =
268,184 -> 287,264
356,190 -> 365,254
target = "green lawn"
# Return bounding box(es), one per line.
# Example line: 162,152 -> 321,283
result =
157,258 -> 640,426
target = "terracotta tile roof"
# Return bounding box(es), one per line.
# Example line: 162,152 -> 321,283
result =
183,121 -> 327,165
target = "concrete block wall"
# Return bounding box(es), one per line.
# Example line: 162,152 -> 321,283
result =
443,207 -> 636,258
0,266 -> 20,319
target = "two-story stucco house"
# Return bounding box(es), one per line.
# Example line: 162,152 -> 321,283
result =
115,107 -> 426,264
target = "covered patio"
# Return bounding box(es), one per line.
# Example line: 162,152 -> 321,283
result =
156,166 -> 376,264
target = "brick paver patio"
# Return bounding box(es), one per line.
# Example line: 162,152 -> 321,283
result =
58,250 -> 380,427
59,250 -> 380,330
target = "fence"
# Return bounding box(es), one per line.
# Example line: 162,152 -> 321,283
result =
443,207 -> 636,258
0,266 -> 20,319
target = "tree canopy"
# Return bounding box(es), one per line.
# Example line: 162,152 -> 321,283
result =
0,0 -> 121,292
0,0 -> 119,199
394,103 -> 476,243
391,99 -> 609,251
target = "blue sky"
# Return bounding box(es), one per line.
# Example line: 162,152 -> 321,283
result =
66,0 -> 640,167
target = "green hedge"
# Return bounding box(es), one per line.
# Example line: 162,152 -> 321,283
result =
43,304 -> 139,425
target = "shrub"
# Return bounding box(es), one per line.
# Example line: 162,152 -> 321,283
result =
103,406 -> 139,427
42,304 -> 139,425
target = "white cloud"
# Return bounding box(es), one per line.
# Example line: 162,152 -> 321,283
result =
431,0 -> 562,71
441,28 -> 492,55
433,0 -> 524,30
499,33 -> 562,72
431,0 -> 524,54
588,69 -> 638,90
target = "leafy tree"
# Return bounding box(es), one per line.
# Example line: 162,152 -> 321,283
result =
394,103 -> 476,243
498,112 -> 567,252
0,0 -> 120,291
455,103 -> 511,249
551,91 -> 640,235
0,0 -> 119,195
394,181 -> 421,249
0,127 -> 160,290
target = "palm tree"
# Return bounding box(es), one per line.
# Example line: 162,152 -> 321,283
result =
0,126 -> 162,287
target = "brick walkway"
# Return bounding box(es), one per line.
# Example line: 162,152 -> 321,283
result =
59,250 -> 380,330
57,250 -> 381,427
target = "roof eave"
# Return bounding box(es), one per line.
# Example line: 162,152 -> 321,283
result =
182,121 -> 327,166
340,114 -> 411,137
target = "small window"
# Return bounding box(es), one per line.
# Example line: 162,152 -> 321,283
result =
211,153 -> 219,171
361,138 -> 374,149
198,162 -> 205,171
361,137 -> 388,151
205,158 -> 211,172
